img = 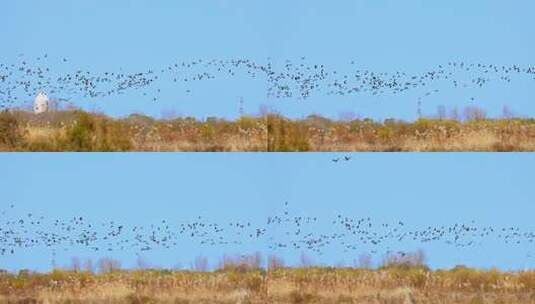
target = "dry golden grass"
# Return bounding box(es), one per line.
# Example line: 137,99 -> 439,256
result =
1,267 -> 535,304
268,267 -> 535,304
0,269 -> 267,304
1,110 -> 535,151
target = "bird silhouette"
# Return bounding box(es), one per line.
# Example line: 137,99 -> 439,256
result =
1,202 -> 533,263
1,54 -> 534,112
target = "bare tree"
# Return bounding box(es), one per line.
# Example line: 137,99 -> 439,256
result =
463,106 -> 486,121
70,257 -> 81,272
161,108 -> 179,120
357,252 -> 373,269
299,252 -> 314,268
136,255 -> 150,270
258,104 -> 278,117
335,260 -> 346,268
217,252 -> 263,271
382,249 -> 427,269
250,251 -> 263,269
97,257 -> 121,273
449,107 -> 460,121
193,255 -> 209,272
268,255 -> 285,270
48,99 -> 59,112
414,249 -> 427,266
501,105 -> 515,119
83,258 -> 95,273
338,111 -> 357,122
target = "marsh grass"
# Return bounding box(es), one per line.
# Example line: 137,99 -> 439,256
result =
1,253 -> 535,304
1,109 -> 535,151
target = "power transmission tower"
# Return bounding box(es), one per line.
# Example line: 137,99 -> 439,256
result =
417,98 -> 422,119
239,97 -> 244,117
51,249 -> 57,270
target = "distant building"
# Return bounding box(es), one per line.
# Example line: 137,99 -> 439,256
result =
34,92 -> 49,114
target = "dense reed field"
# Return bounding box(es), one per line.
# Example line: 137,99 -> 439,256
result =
1,264 -> 535,303
1,109 -> 535,151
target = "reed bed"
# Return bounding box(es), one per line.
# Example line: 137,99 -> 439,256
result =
1,110 -> 535,151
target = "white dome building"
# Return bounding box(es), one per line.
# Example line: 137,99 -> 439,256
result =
34,92 -> 49,114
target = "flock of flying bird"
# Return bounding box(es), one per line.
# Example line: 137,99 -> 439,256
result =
1,202 -> 534,261
1,54 -> 535,110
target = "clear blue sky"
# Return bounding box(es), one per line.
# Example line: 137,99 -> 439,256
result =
1,153 -> 534,272
2,1 -> 535,119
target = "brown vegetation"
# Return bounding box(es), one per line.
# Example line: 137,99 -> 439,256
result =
268,267 -> 535,304
1,109 -> 535,151
1,254 -> 535,304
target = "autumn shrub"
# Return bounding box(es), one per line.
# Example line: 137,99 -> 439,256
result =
3,109 -> 535,151
61,111 -> 132,151
518,271 -> 535,291
267,114 -> 310,151
2,265 -> 535,303
0,110 -> 26,150
288,290 -> 319,304
448,266 -> 504,291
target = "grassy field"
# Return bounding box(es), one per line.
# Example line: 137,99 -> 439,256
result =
1,109 -> 535,151
1,264 -> 535,303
